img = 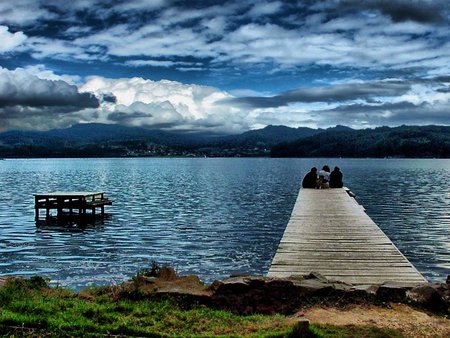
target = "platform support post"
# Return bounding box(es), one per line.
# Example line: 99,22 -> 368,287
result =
35,196 -> 39,222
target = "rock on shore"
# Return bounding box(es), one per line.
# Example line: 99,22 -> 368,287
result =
114,268 -> 450,315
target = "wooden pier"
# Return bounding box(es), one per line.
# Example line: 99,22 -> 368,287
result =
268,188 -> 426,285
34,192 -> 112,223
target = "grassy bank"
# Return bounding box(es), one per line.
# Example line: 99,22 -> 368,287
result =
0,276 -> 406,337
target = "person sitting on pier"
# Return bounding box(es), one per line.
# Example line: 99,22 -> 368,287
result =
329,166 -> 343,188
317,165 -> 331,189
302,167 -> 318,188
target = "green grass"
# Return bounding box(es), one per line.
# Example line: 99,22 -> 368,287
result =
0,277 -> 405,337
0,277 -> 295,337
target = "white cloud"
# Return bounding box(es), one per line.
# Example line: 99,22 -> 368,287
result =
211,16 -> 450,73
26,36 -> 95,61
125,60 -> 177,68
248,1 -> 283,17
64,26 -> 92,37
228,89 -> 268,97
23,65 -> 82,85
158,4 -> 229,27
114,0 -> 166,12
78,24 -> 214,59
201,16 -> 227,35
0,68 -> 449,132
108,101 -> 184,128
124,59 -> 201,69
0,0 -> 54,25
0,26 -> 27,53
395,83 -> 450,105
79,76 -> 249,133
7,1 -> 448,79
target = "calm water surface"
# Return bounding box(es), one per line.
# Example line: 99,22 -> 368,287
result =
0,158 -> 448,289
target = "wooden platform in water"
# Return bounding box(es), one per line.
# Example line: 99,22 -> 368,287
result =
268,188 -> 426,285
34,191 -> 112,224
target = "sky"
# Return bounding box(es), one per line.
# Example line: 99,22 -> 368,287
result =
1,0 -> 450,134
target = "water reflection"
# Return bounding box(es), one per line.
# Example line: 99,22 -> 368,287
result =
0,158 -> 448,289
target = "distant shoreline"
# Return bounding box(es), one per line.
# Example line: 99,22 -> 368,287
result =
1,124 -> 449,159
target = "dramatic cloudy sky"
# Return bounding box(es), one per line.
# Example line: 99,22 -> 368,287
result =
1,0 -> 450,133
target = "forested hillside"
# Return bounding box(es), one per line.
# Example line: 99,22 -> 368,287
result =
271,125 -> 450,158
1,124 -> 449,158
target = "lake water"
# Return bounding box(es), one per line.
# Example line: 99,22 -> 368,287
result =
0,158 -> 449,290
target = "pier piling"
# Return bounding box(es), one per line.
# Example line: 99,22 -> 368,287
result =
34,191 -> 112,224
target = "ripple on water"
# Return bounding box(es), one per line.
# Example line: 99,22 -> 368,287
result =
0,158 -> 449,290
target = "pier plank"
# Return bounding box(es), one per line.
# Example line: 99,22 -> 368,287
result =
268,188 -> 426,285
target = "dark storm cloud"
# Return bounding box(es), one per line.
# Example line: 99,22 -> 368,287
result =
431,76 -> 450,83
0,104 -> 83,119
436,87 -> 450,93
108,109 -> 181,129
108,111 -> 153,122
0,103 -> 84,131
0,68 -> 99,109
229,75 -> 450,108
0,90 -> 98,109
0,67 -> 103,131
314,101 -> 450,126
230,81 -> 411,108
99,93 -> 117,103
323,101 -> 417,113
340,0 -> 448,24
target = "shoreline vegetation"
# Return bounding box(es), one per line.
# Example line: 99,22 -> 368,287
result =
1,264 -> 449,337
0,124 -> 449,159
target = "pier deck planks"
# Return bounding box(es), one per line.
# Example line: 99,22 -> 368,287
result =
268,188 -> 426,285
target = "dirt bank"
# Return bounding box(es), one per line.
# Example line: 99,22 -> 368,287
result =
301,303 -> 450,338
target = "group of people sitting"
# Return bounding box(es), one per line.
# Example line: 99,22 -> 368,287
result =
302,165 -> 343,189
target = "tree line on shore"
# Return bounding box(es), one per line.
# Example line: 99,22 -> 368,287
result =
270,125 -> 450,158
0,123 -> 448,158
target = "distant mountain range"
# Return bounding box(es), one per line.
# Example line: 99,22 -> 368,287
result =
0,123 -> 213,147
0,123 -> 448,158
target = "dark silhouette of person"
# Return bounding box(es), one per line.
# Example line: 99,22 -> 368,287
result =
329,166 -> 343,188
302,167 -> 318,188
